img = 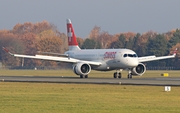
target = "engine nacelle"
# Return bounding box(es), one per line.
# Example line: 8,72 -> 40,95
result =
73,62 -> 91,76
131,63 -> 146,76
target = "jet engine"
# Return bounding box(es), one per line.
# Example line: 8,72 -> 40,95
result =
131,63 -> 146,76
73,62 -> 91,75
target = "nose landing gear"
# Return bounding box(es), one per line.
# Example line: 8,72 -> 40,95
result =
127,73 -> 132,79
127,70 -> 132,79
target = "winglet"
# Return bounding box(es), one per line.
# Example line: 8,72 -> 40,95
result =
173,48 -> 178,56
2,47 -> 14,56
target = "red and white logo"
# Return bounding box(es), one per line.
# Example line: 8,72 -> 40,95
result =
67,22 -> 78,46
68,28 -> 72,42
104,52 -> 117,59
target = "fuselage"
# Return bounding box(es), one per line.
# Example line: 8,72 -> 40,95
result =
65,48 -> 139,71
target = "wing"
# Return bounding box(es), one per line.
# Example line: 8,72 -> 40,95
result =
37,51 -> 69,57
138,48 -> 177,63
2,47 -> 101,66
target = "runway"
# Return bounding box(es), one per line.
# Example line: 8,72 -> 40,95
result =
0,76 -> 180,86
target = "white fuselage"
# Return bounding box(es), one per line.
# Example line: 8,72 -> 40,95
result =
65,48 -> 139,71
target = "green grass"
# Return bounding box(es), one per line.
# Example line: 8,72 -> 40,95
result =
0,82 -> 180,113
0,69 -> 180,78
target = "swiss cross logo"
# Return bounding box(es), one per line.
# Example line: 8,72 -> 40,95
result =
68,28 -> 72,42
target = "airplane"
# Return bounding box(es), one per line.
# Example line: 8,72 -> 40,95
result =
2,19 -> 177,79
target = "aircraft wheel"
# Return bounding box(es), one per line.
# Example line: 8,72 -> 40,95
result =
113,72 -> 117,78
80,75 -> 84,78
118,73 -> 122,78
85,75 -> 88,78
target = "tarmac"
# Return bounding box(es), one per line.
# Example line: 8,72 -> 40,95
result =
0,76 -> 180,86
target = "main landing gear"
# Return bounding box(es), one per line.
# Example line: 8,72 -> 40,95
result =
80,75 -> 88,78
113,72 -> 122,78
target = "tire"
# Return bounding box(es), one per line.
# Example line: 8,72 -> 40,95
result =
85,75 -> 88,78
80,75 -> 84,78
118,73 -> 122,78
114,72 -> 117,78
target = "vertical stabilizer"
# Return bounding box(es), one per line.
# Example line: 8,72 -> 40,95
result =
67,19 -> 81,51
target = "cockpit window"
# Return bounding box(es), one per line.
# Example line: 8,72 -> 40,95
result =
123,54 -> 137,58
128,54 -> 133,57
133,54 -> 138,57
123,54 -> 127,57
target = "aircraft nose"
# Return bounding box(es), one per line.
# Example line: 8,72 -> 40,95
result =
129,59 -> 139,67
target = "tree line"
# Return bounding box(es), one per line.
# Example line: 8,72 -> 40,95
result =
0,21 -> 179,69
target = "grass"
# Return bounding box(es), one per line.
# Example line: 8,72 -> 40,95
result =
0,70 -> 180,112
0,82 -> 180,113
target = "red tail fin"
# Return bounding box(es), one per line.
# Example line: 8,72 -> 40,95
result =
67,19 -> 78,46
66,19 -> 80,50
173,48 -> 178,56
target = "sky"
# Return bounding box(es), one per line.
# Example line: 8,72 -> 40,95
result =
0,0 -> 180,38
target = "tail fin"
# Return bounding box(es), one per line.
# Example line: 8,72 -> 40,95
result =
66,19 -> 81,51
173,48 -> 178,56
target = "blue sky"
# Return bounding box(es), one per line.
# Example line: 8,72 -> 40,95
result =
0,0 -> 180,38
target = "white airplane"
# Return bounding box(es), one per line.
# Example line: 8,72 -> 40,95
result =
3,19 -> 177,79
